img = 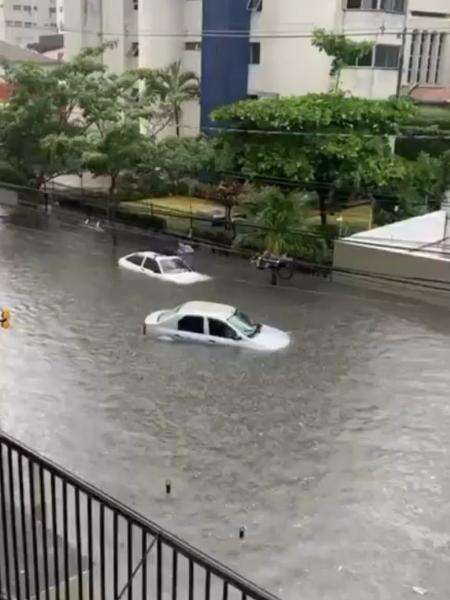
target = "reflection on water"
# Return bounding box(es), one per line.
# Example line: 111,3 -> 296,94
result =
1,204 -> 450,600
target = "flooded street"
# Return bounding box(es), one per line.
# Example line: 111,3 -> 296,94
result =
1,204 -> 450,600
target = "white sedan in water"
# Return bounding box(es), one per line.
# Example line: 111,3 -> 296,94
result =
118,252 -> 210,285
143,301 -> 290,352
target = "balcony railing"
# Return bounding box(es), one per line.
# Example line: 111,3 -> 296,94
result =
0,431 -> 280,600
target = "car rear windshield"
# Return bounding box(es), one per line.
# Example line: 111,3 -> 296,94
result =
159,258 -> 190,274
228,310 -> 258,337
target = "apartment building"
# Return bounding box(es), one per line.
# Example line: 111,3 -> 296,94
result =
0,0 -> 58,48
64,0 -> 450,133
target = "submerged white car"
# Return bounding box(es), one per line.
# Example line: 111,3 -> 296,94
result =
118,252 -> 210,285
143,301 -> 290,352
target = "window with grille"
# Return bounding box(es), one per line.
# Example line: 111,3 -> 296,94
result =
374,45 -> 400,68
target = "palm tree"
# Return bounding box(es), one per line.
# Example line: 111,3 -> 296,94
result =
154,61 -> 199,137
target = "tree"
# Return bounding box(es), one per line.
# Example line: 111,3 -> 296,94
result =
312,29 -> 374,92
0,43 -> 125,189
212,94 -> 417,226
82,122 -> 152,219
212,180 -> 246,231
152,60 -> 199,137
0,61 -> 86,188
155,136 -> 214,187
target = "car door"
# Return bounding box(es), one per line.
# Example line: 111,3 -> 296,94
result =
207,318 -> 242,347
142,257 -> 162,279
175,315 -> 206,344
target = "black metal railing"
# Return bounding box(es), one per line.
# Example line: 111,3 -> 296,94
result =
0,432 -> 280,600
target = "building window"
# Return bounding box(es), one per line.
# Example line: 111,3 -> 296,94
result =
13,4 -> 21,10
185,41 -> 201,51
49,6 -> 56,12
24,21 -> 33,27
374,45 -> 400,68
249,42 -> 260,65
14,20 -> 22,27
355,49 -> 373,67
346,0 -> 404,12
381,0 -> 404,12
130,42 -> 139,57
133,0 -> 138,9
23,4 -> 31,11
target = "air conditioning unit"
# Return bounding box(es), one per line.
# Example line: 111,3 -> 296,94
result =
247,0 -> 263,12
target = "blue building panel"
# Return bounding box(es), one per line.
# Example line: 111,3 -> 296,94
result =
201,0 -> 251,131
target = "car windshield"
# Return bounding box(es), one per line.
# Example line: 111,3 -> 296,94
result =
157,305 -> 181,322
159,258 -> 190,274
228,310 -> 259,338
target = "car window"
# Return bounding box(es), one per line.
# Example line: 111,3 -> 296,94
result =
208,319 -> 238,339
159,258 -> 189,274
143,258 -> 161,273
127,254 -> 144,266
178,316 -> 204,334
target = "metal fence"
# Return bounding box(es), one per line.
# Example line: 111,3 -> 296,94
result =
0,432 -> 280,600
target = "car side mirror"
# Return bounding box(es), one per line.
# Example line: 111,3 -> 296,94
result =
232,333 -> 242,341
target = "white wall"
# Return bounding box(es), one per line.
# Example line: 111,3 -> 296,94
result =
248,0 -> 339,96
1,0 -> 57,48
138,0 -> 184,70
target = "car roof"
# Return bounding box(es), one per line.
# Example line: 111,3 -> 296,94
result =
179,301 -> 235,319
130,251 -> 179,260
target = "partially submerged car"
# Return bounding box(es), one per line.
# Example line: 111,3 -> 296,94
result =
118,252 -> 210,285
143,301 -> 290,352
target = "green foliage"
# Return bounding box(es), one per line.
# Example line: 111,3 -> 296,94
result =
212,93 -> 416,134
154,136 -> 214,182
147,60 -> 199,137
238,186 -> 327,260
212,94 -> 423,226
0,45 -> 202,190
312,29 -> 374,89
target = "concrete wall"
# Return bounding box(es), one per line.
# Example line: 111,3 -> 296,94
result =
335,240 -> 450,282
333,210 -> 450,301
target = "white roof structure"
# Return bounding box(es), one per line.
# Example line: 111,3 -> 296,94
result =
333,209 -> 450,299
179,302 -> 235,319
342,210 -> 450,262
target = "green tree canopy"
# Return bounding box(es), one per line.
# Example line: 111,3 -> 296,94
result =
312,29 -> 374,91
212,93 -> 415,135
212,94 -> 417,225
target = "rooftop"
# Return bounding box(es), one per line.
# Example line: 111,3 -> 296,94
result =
342,210 -> 450,262
0,40 -> 59,65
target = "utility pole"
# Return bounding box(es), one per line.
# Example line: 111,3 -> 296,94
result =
396,0 -> 410,98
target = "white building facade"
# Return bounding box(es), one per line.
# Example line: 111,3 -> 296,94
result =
63,0 -> 450,133
0,0 -> 58,48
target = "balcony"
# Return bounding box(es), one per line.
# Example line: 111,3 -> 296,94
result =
0,432 -> 279,600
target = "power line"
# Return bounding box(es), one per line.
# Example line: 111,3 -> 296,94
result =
206,126 -> 450,140
56,25 -> 450,40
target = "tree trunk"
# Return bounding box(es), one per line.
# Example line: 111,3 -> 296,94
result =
334,69 -> 342,93
108,174 -> 117,223
318,193 -> 327,227
175,107 -> 180,138
225,204 -> 232,231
